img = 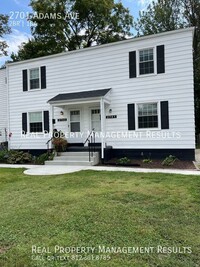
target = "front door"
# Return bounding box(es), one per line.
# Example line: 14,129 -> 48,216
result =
91,109 -> 101,132
70,110 -> 80,132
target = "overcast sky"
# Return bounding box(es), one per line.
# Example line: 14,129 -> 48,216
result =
0,0 -> 154,66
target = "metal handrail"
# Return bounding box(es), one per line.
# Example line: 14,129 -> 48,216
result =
46,137 -> 53,151
84,128 -> 94,145
84,129 -> 96,162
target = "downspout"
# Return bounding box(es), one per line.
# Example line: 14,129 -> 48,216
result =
100,97 -> 105,159
5,65 -> 10,149
49,104 -> 55,149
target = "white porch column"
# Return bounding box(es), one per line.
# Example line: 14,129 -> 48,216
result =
100,98 -> 105,159
49,105 -> 54,148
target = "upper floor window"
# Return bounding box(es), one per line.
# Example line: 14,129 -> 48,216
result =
29,111 -> 43,132
137,102 -> 158,129
30,68 -> 40,90
139,48 -> 154,75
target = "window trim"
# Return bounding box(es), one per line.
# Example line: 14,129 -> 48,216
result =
137,47 -> 157,77
136,101 -> 161,130
28,111 -> 44,133
89,107 -> 101,132
69,109 -> 81,133
28,67 -> 41,91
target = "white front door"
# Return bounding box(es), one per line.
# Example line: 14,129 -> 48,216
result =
91,109 -> 101,132
70,110 -> 81,132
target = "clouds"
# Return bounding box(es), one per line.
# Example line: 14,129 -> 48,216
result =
137,0 -> 154,7
124,0 -> 154,8
13,0 -> 31,10
0,29 -> 31,66
14,0 -> 20,5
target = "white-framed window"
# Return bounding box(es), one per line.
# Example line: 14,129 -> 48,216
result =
29,68 -> 40,90
29,111 -> 43,133
91,108 -> 101,132
137,102 -> 158,129
70,110 -> 80,132
139,48 -> 154,75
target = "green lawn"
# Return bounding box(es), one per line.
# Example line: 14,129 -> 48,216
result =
0,168 -> 199,267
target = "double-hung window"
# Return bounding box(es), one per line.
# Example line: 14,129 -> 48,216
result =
139,48 -> 154,75
30,68 -> 40,90
138,103 -> 158,129
70,110 -> 80,132
29,112 -> 43,133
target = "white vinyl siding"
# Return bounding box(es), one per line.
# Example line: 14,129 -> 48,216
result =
6,28 -> 195,150
0,69 -> 7,143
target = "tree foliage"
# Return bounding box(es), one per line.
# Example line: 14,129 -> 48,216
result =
134,0 -> 186,35
0,14 -> 11,56
12,0 -> 133,61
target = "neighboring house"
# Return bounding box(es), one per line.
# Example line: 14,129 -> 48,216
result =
0,68 -> 7,144
2,27 -> 195,160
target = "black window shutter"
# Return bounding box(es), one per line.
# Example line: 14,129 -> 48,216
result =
157,45 -> 165,74
44,111 -> 49,132
22,113 -> 27,133
128,104 -> 135,130
41,66 -> 46,89
129,51 -> 137,78
161,101 -> 169,129
22,70 -> 28,91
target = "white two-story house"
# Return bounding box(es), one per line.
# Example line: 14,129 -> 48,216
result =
0,68 -> 7,144
0,27 -> 195,161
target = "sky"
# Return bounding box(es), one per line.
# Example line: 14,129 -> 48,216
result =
0,0 -> 154,66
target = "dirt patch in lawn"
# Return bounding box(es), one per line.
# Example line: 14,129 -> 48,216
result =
0,246 -> 11,254
104,159 -> 196,170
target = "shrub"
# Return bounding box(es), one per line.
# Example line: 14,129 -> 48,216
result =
52,138 -> 68,152
143,158 -> 152,164
35,152 -> 55,165
162,155 -> 177,166
0,150 -> 9,163
7,151 -> 33,164
117,157 -> 131,165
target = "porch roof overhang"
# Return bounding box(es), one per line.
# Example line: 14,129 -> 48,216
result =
48,88 -> 111,106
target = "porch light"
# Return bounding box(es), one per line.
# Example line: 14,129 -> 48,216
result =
60,111 -> 64,115
109,108 -> 112,113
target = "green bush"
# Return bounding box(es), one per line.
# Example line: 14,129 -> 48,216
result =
0,150 -> 9,163
162,155 -> 177,166
143,158 -> 153,164
7,151 -> 33,164
35,152 -> 55,165
117,157 -> 131,165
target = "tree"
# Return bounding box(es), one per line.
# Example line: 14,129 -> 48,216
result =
11,38 -> 64,62
134,0 -> 186,36
134,0 -> 200,135
13,0 -> 133,59
183,0 -> 200,135
0,14 -> 11,56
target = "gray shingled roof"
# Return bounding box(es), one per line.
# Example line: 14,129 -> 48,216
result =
48,88 -> 111,103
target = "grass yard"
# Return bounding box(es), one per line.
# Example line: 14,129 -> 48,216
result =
0,168 -> 199,267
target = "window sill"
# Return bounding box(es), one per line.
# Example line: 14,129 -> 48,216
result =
135,128 -> 161,131
137,73 -> 157,78
28,88 -> 42,92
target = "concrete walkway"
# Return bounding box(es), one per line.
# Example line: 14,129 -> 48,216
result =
0,164 -> 199,176
195,149 -> 200,162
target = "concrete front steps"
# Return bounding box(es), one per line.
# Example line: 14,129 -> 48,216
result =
45,151 -> 100,166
